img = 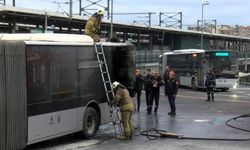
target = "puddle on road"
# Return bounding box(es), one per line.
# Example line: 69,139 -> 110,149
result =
194,119 -> 211,123
193,117 -> 221,124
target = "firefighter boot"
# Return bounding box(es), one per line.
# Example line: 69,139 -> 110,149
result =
117,135 -> 129,140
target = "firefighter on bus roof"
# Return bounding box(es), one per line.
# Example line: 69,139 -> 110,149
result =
84,8 -> 105,42
111,81 -> 135,140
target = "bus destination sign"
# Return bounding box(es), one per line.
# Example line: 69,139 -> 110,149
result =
215,52 -> 229,57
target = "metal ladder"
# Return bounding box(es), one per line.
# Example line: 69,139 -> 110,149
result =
94,43 -> 123,137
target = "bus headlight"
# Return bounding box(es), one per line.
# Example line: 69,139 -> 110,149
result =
233,83 -> 237,89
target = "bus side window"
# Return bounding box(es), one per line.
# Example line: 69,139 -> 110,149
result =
77,46 -> 103,96
26,46 -> 49,103
49,46 -> 77,99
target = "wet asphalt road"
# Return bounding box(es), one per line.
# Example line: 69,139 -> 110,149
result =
27,88 -> 250,150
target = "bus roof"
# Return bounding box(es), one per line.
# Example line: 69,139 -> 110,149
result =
0,33 -> 134,47
163,49 -> 205,55
163,49 -> 236,56
0,33 -> 94,43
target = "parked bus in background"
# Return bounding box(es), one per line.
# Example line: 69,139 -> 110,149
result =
161,49 -> 239,91
0,34 -> 135,150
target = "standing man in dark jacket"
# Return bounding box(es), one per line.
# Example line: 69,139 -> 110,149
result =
134,69 -> 144,112
164,70 -> 179,116
148,70 -> 163,114
205,69 -> 216,101
144,69 -> 152,111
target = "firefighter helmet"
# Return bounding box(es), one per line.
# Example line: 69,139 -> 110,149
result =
112,81 -> 120,89
96,7 -> 105,15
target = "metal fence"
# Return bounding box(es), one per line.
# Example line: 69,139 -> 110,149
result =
135,50 -> 162,63
135,50 -> 163,73
238,81 -> 250,87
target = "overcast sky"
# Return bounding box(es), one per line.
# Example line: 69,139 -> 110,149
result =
5,0 -> 250,27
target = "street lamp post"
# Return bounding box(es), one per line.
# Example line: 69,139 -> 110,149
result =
69,0 -> 72,18
201,1 -> 209,49
110,0 -> 113,39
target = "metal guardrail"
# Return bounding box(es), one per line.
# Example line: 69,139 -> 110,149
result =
136,50 -> 162,63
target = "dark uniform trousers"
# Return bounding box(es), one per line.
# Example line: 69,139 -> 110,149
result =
168,94 -> 176,113
205,74 -> 216,101
145,90 -> 150,109
144,74 -> 152,110
136,90 -> 142,111
207,86 -> 214,100
148,89 -> 160,113
135,75 -> 144,112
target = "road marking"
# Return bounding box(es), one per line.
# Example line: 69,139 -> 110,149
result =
216,93 -> 250,98
194,119 -> 211,122
180,90 -> 250,99
160,90 -> 250,103
176,94 -> 250,104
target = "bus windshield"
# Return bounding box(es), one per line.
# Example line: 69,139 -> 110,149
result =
206,51 -> 238,78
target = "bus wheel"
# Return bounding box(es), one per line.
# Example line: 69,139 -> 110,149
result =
82,107 -> 98,138
191,78 -> 197,90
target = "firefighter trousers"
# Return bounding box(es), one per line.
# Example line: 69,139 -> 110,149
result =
86,32 -> 100,42
121,111 -> 133,138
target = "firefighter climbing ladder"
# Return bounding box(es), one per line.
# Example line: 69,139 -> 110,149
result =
94,43 -> 123,137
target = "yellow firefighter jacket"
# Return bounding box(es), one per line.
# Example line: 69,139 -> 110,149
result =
85,15 -> 101,35
113,87 -> 134,112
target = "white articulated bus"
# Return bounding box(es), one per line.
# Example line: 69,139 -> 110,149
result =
0,34 -> 135,150
161,49 -> 239,91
